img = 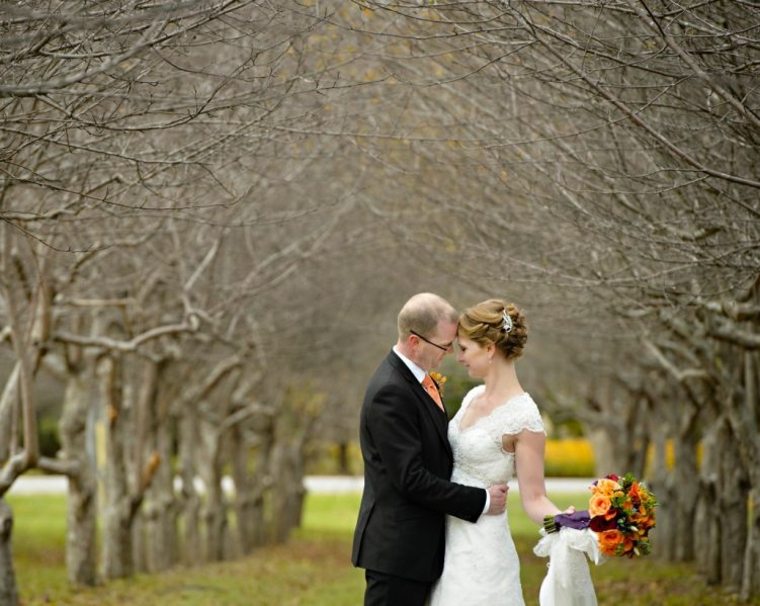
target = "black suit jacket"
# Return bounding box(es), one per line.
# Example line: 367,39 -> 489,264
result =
351,350 -> 486,582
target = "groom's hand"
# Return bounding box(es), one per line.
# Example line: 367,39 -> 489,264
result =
485,484 -> 508,515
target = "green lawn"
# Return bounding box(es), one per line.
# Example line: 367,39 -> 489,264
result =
7,491 -> 759,605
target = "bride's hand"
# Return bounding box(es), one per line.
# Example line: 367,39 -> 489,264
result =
562,505 -> 576,514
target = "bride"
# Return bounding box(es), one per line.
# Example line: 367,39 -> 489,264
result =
428,298 -> 573,606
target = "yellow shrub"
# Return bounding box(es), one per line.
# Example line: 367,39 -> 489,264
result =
544,439 -> 596,477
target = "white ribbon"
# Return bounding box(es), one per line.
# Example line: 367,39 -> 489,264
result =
533,528 -> 605,606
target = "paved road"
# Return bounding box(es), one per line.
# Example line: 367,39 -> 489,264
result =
9,475 -> 595,495
305,476 -> 595,494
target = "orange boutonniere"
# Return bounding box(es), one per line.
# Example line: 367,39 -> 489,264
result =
428,371 -> 447,396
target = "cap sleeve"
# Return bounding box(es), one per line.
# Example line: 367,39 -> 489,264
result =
498,393 -> 545,436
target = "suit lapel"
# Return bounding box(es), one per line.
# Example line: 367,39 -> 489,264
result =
418,388 -> 451,454
387,352 -> 452,457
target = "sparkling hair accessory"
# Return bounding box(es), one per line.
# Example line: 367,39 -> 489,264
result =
501,309 -> 513,333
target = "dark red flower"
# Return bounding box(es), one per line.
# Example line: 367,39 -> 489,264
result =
589,515 -> 618,532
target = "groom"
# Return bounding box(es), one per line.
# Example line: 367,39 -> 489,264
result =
351,293 -> 508,606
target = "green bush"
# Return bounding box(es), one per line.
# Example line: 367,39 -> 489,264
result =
38,416 -> 61,459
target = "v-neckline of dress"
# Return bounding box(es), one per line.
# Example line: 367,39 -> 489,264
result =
457,389 -> 527,433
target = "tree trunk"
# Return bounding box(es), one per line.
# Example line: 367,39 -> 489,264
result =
131,514 -> 147,573
626,397 -> 650,479
672,434 -> 699,562
695,426 -> 721,585
103,497 -> 134,580
202,478 -> 228,561
0,366 -> 20,463
178,410 -> 201,565
140,362 -> 175,572
249,485 -> 268,547
269,443 -> 291,544
199,423 -> 227,561
587,427 -> 622,478
739,351 -> 760,601
648,424 -> 675,561
0,499 -> 18,606
741,487 -> 760,600
58,372 -> 98,585
270,443 -> 306,543
99,354 -> 135,579
143,430 -> 176,572
230,424 -> 256,555
720,421 -> 749,593
246,425 -> 275,549
337,441 -> 351,475
143,487 -> 176,573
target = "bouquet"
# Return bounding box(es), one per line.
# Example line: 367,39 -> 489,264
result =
543,473 -> 657,558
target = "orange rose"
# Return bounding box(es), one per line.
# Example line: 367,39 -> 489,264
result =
589,494 -> 611,517
636,513 -> 656,530
629,482 -> 641,500
594,478 -> 621,497
598,529 -> 625,556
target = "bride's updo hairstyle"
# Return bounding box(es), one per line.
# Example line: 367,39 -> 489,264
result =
458,299 -> 528,361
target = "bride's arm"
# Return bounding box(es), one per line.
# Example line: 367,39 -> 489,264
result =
511,430 -> 569,524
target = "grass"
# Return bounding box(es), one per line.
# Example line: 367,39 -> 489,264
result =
7,491 -> 760,605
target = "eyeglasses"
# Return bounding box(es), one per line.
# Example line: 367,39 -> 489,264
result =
409,330 -> 453,352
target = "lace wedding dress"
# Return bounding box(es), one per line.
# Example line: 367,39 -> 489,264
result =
428,386 -> 545,606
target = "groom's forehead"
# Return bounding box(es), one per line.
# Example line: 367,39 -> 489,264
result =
436,320 -> 458,338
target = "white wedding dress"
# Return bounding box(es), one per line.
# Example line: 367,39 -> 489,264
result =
428,386 -> 545,606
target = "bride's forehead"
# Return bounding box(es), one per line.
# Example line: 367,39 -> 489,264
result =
457,335 -> 480,348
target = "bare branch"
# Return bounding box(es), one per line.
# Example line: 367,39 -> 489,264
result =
709,324 -> 760,350
643,338 -> 711,383
54,316 -> 200,353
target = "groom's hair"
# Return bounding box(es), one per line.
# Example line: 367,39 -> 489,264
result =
397,293 -> 458,339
